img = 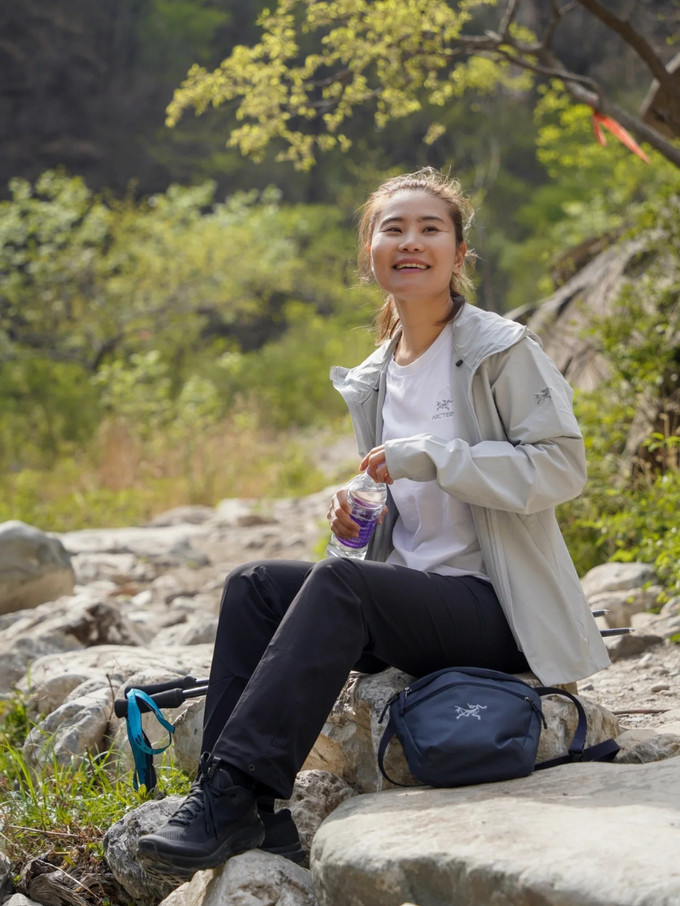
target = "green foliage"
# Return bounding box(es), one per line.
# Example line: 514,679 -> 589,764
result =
0,694 -> 191,899
166,0 -> 528,170
0,169 -> 380,528
497,84 -> 671,309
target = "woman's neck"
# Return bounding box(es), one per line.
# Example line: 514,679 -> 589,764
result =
392,296 -> 458,366
393,320 -> 447,366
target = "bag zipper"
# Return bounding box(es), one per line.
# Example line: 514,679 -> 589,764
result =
398,679 -> 543,719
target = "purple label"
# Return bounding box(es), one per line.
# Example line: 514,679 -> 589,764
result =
338,512 -> 379,549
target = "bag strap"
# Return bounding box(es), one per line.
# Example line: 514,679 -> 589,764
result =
534,685 -> 619,769
125,688 -> 175,790
377,715 -> 411,786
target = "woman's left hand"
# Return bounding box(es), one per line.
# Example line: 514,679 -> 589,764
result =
360,445 -> 393,485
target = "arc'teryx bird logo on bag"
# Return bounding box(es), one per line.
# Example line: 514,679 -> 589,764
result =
454,703 -> 487,720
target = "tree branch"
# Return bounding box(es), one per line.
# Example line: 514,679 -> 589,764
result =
538,47 -> 680,168
575,0 -> 675,90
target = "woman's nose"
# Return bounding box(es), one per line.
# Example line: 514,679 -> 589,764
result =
398,230 -> 422,250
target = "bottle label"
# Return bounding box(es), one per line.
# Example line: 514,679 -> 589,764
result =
337,512 -> 379,549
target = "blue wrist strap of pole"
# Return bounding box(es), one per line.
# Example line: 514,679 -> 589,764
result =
125,688 -> 175,790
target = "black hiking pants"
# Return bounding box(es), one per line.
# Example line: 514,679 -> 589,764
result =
203,557 -> 528,798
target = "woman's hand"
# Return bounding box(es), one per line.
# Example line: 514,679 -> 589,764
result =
359,445 -> 393,485
327,479 -> 389,540
327,487 -> 360,541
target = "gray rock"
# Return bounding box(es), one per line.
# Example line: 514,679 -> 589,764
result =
156,851 -> 317,906
606,630 -> 664,660
103,797 -> 182,905
581,561 -> 657,599
0,849 -> 14,901
282,770 -> 357,858
0,520 -> 75,615
587,585 -> 663,628
23,683 -> 114,769
2,897 -> 42,906
0,592 -> 148,694
616,732 -> 680,764
311,759 -> 680,906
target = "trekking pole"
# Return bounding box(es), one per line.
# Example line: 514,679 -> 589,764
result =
114,676 -> 209,718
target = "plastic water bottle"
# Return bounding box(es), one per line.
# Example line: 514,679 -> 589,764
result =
326,472 -> 387,560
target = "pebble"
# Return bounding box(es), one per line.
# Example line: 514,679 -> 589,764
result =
651,683 -> 671,693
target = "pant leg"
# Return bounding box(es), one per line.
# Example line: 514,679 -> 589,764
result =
211,557 -> 527,798
201,560 -> 313,754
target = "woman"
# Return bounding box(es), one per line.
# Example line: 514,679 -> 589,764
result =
137,167 -> 609,877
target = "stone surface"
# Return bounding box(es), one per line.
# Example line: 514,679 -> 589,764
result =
311,759 -> 680,906
581,561 -> 658,599
156,851 -> 318,906
23,682 -> 114,770
0,520 -> 75,615
103,797 -> 183,905
282,770 -> 358,858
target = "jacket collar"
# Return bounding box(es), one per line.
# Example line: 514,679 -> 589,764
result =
333,303 -> 537,393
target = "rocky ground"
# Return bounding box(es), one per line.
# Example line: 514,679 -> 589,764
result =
584,641 -> 680,730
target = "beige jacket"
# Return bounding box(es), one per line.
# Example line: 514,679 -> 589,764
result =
330,303 -> 610,685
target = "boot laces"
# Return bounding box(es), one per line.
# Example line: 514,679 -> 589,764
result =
168,752 -> 219,831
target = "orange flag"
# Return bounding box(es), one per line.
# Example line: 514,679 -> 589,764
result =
592,110 -> 650,164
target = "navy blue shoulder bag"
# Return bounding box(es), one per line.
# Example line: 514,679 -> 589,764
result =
377,666 -> 619,787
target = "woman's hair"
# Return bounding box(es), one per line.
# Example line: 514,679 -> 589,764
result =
357,167 -> 475,341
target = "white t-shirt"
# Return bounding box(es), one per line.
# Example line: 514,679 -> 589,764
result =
382,327 -> 488,579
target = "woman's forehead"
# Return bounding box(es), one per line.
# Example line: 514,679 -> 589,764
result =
375,189 -> 451,225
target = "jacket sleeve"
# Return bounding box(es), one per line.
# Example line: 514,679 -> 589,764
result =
383,337 -> 587,515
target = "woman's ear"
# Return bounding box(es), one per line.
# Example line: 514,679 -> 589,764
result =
454,241 -> 466,272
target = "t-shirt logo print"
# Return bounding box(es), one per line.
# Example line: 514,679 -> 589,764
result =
454,703 -> 487,720
432,399 -> 453,420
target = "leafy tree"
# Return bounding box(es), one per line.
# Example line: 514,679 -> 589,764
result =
167,0 -> 680,171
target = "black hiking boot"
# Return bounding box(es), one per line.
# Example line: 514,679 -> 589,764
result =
259,808 -> 306,863
137,756 -> 264,877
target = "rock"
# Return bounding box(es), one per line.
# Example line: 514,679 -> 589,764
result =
0,849 -> 14,900
631,597 -> 680,642
587,585 -> 663,628
282,770 -> 357,858
615,732 -> 680,764
581,561 -> 657,599
157,850 -> 318,906
23,681 -> 114,770
606,631 -> 664,661
148,506 -> 216,527
172,698 -> 207,774
0,521 -> 75,615
103,797 -> 184,905
0,591 -> 150,695
3,897 -> 42,906
311,759 -> 680,906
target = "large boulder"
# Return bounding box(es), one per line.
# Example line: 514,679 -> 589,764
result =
311,758 -> 680,906
0,521 -> 74,615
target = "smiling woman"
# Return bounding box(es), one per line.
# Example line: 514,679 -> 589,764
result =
135,167 -> 609,882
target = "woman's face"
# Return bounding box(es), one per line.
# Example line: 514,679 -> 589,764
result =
369,189 -> 465,304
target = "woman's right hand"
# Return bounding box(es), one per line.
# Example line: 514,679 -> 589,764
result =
327,487 -> 360,541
